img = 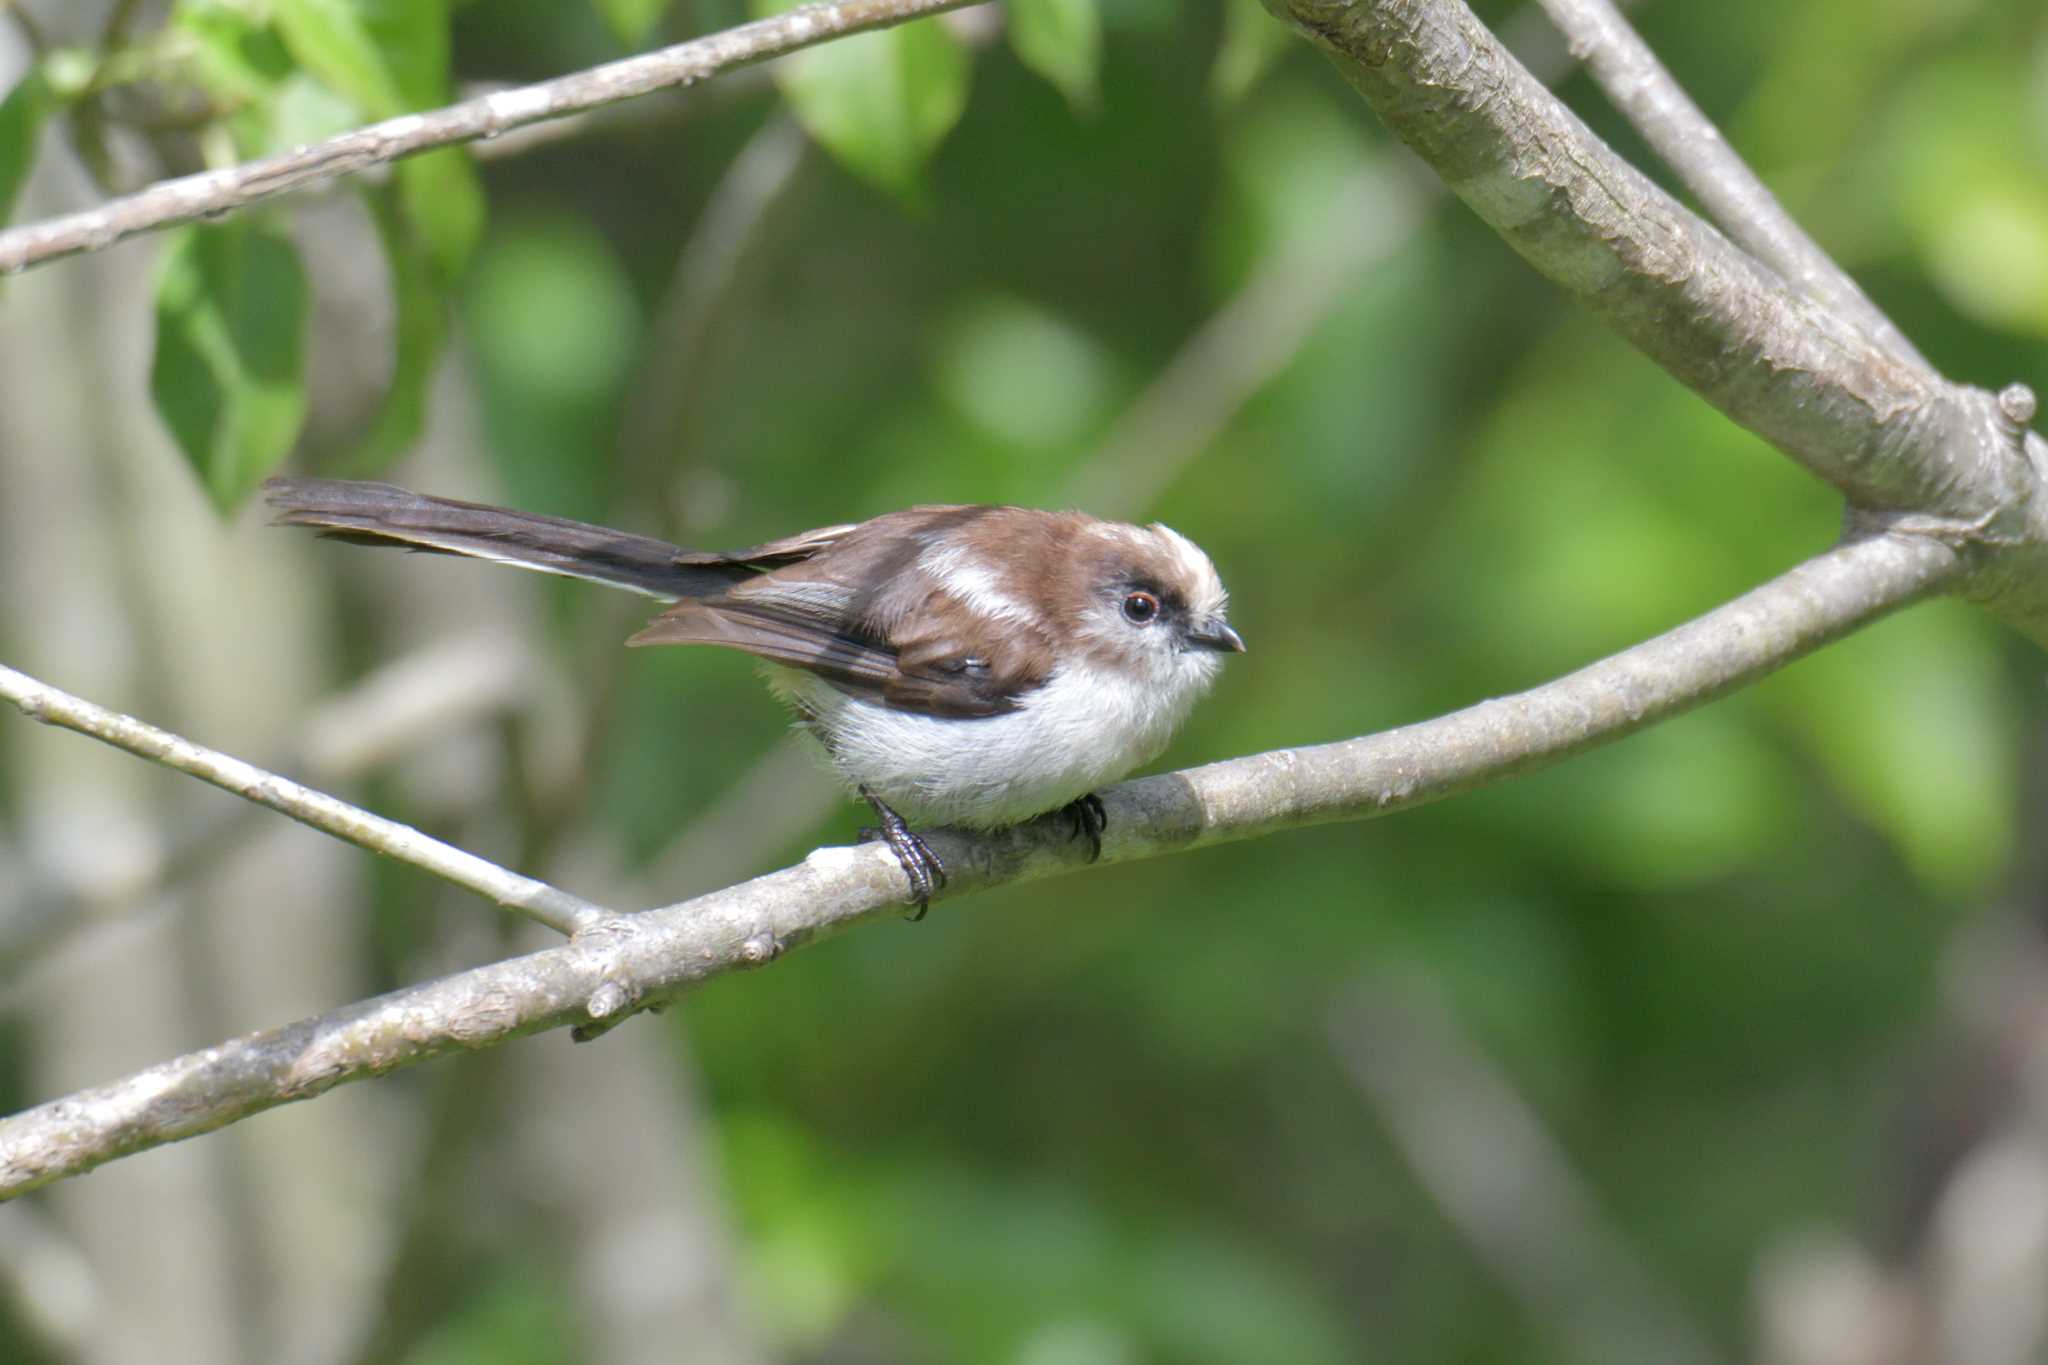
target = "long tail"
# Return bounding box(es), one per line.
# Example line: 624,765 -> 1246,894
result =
263,477 -> 748,601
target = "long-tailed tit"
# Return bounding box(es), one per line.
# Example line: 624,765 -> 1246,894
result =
265,478 -> 1245,913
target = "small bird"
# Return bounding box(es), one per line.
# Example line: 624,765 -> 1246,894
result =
263,478 -> 1245,913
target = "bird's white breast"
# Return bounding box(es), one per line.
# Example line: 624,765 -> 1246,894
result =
772,652 -> 1219,830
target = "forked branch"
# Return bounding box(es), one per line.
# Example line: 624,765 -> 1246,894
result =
0,532 -> 1963,1198
1262,0 -> 2045,606
0,0 -> 2035,1205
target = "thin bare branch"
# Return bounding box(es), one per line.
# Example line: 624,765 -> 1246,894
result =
1065,1 -> 1618,520
95,0 -> 143,51
1534,0 -> 1927,370
1259,0 -> 2039,568
1065,157 -> 1431,519
0,0 -> 984,275
1330,971 -> 1721,1365
0,531 -> 1963,1197
1,1 -> 47,56
620,112 -> 810,521
0,631 -> 543,981
0,663 -> 613,937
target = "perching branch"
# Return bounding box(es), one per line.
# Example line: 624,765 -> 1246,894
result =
0,663 -> 613,937
0,0 -> 983,275
1261,0 -> 2043,595
0,532 -> 1962,1198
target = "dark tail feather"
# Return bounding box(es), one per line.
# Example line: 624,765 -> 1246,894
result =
263,477 -> 749,601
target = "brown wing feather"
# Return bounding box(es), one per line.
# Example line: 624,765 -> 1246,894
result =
628,598 -> 1045,718
628,505 -> 1063,719
667,505 -> 981,570
630,566 -> 1050,718
880,614 -> 1051,717
627,601 -> 897,694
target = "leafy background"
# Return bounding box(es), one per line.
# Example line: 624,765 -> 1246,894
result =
0,0 -> 2043,1361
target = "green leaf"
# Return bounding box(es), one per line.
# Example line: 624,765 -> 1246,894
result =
265,70 -> 365,150
761,12 -> 970,200
353,0 -> 457,110
594,0 -> 675,46
150,221 -> 310,511
931,293 -> 1117,448
344,186 -> 452,473
271,0 -> 406,117
267,0 -> 476,470
1768,604 -> 2017,897
1886,56 -> 2048,335
167,2 -> 297,156
277,1 -> 482,278
170,3 -> 296,106
1007,0 -> 1100,111
1210,0 -> 1294,106
461,218 -> 642,518
0,69 -> 53,229
397,148 -> 485,280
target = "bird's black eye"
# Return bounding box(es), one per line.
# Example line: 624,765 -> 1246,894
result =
1121,591 -> 1160,625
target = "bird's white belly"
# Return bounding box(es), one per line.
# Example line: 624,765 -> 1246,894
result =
773,661 -> 1200,830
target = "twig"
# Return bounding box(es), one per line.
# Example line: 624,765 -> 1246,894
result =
1330,971 -> 1722,1365
0,631 -> 543,982
1259,0 -> 2035,557
1064,158 -> 1430,519
0,531 -> 1963,1197
0,663 -> 613,937
641,735 -> 844,897
1533,0 -> 1928,370
619,112 -> 809,519
95,0 -> 142,51
1,1 -> 46,57
460,63 -> 775,163
518,1022 -> 768,1364
1066,1 -> 1610,520
0,0 -> 984,275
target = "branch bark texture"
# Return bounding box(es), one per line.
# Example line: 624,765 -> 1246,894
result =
0,664 -> 611,936
0,532 -> 1962,1198
0,0 -> 981,275
1533,0 -> 1927,371
1261,0 -> 2039,563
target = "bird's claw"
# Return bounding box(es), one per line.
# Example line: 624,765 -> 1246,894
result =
858,787 -> 947,920
1061,793 -> 1107,861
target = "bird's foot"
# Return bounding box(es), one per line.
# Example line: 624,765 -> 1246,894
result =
1060,793 -> 1107,862
857,786 -> 947,920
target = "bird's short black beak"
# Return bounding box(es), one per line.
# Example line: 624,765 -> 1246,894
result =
1184,620 -> 1247,654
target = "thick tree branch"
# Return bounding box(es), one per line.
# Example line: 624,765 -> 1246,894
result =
0,0 -> 982,275
1533,0 -> 1927,371
0,532 -> 1962,1198
0,663 -> 613,936
1260,0 -> 2043,587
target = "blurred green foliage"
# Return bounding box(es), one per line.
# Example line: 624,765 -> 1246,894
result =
150,218 -> 310,509
0,63 -> 53,227
758,0 -> 972,203
3,0 -> 2045,1358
